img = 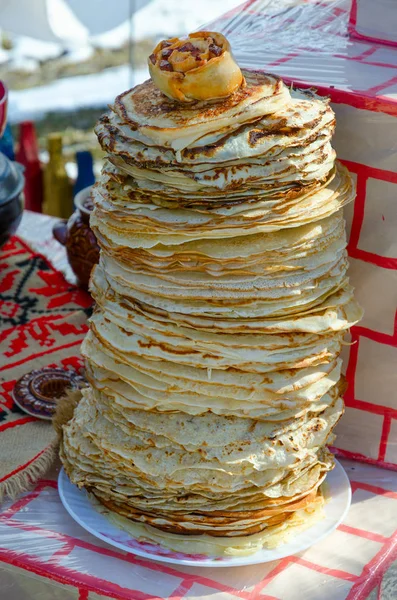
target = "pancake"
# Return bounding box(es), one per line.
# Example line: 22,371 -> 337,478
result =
82,328 -> 345,419
60,36 -> 361,556
96,89 -> 334,167
96,495 -> 325,555
61,387 -> 336,541
112,70 -> 291,150
90,162 -> 354,243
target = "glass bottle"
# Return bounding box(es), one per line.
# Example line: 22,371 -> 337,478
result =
43,133 -> 73,219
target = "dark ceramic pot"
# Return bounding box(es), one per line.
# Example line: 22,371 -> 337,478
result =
0,153 -> 25,248
53,186 -> 99,290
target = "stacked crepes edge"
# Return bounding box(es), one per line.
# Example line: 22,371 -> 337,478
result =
60,32 -> 363,557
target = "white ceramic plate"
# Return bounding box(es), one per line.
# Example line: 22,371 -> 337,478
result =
58,460 -> 351,567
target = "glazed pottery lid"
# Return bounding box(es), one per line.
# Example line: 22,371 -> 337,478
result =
0,151 -> 24,205
13,367 -> 87,420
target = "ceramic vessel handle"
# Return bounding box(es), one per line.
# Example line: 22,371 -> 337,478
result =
53,220 -> 68,246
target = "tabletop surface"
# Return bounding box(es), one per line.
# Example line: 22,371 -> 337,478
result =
0,210 -> 396,599
1,455 -> 397,599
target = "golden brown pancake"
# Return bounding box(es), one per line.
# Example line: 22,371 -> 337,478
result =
60,39 -> 361,556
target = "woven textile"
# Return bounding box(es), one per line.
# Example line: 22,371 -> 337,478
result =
0,236 -> 91,501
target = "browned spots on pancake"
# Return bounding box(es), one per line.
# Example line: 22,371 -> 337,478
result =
249,129 -> 268,145
308,421 -> 323,433
137,338 -> 202,356
247,113 -> 330,148
180,118 -> 263,160
94,494 -> 307,537
113,71 -> 282,127
248,125 -> 295,146
119,301 -> 133,312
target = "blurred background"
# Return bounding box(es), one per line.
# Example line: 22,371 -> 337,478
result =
0,0 -> 241,219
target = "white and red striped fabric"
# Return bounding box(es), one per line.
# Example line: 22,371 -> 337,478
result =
348,0 -> 397,47
0,460 -> 396,599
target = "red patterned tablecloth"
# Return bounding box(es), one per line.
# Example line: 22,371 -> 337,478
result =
0,220 -> 91,502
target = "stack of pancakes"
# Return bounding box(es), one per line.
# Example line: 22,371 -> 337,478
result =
61,70 -> 362,556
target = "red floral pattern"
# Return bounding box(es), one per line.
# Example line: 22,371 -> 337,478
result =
0,236 -> 91,462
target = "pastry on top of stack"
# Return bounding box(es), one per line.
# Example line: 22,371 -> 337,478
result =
60,31 -> 362,556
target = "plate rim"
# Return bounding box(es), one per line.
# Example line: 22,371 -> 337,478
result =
12,389 -> 53,420
58,460 -> 351,567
